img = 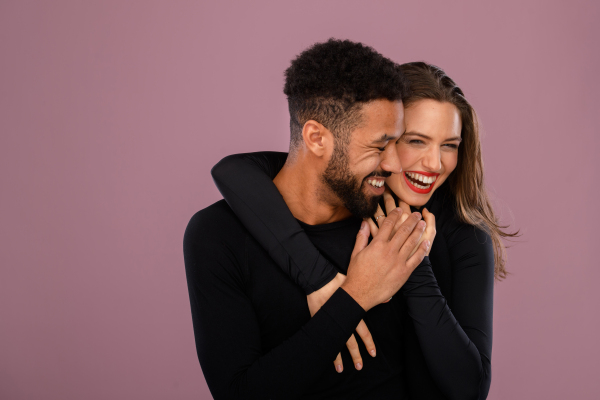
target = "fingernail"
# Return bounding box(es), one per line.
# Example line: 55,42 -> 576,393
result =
355,362 -> 362,370
419,220 -> 426,228
336,364 -> 343,373
370,349 -> 376,357
426,240 -> 431,250
413,212 -> 421,219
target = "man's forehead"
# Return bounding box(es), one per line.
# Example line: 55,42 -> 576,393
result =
345,99 -> 404,146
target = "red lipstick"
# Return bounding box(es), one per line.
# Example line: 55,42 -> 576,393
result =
403,171 -> 440,194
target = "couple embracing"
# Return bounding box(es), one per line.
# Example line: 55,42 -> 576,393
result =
184,39 -> 516,400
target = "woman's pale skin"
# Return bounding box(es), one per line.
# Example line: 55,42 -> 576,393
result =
307,99 -> 462,372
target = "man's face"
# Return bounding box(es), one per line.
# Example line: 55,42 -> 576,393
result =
321,99 -> 404,218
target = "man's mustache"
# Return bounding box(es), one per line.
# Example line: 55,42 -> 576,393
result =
364,171 -> 392,179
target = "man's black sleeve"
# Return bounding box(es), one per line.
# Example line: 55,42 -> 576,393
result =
401,224 -> 494,400
183,208 -> 365,400
211,152 -> 338,294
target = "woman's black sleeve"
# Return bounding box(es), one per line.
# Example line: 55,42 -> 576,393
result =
211,152 -> 338,294
401,224 -> 494,400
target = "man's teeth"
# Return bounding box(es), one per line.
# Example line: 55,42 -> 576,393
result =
406,172 -> 437,189
367,179 -> 384,188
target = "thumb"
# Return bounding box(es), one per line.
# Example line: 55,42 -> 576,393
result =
351,221 -> 370,257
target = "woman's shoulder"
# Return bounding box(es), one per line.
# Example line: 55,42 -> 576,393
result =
429,184 -> 491,245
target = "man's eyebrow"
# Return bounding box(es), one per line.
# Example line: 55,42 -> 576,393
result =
372,134 -> 397,143
403,131 -> 462,142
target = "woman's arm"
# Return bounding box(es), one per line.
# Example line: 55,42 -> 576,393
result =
184,208 -> 366,399
211,152 -> 375,372
401,223 -> 494,400
211,152 -> 338,294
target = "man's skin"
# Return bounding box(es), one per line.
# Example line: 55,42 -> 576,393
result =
273,98 -> 430,317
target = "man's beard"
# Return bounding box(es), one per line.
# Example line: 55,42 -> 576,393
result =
321,144 -> 389,219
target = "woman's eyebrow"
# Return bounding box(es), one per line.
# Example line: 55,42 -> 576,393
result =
403,131 -> 462,142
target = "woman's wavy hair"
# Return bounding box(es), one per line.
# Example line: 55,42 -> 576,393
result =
399,62 -> 518,280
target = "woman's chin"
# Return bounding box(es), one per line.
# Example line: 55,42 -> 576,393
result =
392,188 -> 433,208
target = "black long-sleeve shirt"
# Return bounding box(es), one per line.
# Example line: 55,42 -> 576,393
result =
207,151 -> 495,400
185,201 -> 417,399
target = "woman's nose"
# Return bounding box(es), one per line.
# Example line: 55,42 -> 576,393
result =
422,148 -> 442,172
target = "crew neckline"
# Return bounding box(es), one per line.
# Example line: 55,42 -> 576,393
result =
296,216 -> 362,232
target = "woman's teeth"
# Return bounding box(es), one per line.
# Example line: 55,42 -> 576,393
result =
406,172 -> 437,189
367,179 -> 384,188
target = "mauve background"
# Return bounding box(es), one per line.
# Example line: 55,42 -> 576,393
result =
1,0 -> 598,399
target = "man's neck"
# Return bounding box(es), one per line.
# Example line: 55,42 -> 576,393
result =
273,158 -> 352,226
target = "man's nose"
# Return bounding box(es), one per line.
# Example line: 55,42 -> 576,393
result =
380,144 -> 402,175
422,147 -> 442,172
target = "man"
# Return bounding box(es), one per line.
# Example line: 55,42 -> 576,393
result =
184,39 -> 430,399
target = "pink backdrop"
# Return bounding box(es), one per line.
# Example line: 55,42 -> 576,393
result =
1,1 -> 598,399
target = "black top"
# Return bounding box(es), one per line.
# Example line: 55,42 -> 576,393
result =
185,201 -> 419,399
209,151 -> 495,400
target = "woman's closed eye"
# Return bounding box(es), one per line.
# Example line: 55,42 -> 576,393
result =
442,143 -> 459,150
398,137 -> 425,146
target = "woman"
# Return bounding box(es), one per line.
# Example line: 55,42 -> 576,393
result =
211,62 -> 516,399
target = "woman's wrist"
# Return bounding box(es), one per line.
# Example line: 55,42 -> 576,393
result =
307,273 -> 346,316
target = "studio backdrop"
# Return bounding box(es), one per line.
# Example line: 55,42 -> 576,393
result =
1,1 -> 598,399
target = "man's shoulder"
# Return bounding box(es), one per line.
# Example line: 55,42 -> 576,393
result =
184,199 -> 247,245
183,200 -> 251,281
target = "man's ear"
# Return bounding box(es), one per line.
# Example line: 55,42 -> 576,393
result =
302,120 -> 334,158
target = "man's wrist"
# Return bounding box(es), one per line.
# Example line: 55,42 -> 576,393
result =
339,283 -> 369,312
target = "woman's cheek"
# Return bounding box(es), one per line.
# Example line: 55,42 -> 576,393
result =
444,153 -> 459,175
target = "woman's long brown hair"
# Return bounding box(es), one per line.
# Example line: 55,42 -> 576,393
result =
399,62 -> 518,280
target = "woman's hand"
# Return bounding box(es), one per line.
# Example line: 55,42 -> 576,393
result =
307,279 -> 376,373
367,189 -> 436,257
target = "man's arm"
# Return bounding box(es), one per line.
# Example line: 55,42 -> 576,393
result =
183,208 -> 365,400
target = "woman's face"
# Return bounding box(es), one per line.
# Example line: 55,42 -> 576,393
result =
386,99 -> 462,207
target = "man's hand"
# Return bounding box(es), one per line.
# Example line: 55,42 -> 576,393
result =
341,208 -> 430,312
307,273 -> 376,373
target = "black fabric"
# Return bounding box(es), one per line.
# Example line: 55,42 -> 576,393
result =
209,151 -> 495,400
184,201 -> 417,399
211,152 -> 337,294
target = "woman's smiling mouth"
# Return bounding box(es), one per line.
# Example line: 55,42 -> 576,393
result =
403,171 -> 439,194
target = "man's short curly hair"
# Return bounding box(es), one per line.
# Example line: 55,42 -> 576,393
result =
284,39 -> 406,151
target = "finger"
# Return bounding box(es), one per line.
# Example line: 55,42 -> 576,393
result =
398,201 -> 411,225
346,334 -> 363,370
390,212 -> 423,252
398,200 -> 411,214
387,208 -> 408,241
406,238 -> 431,271
383,189 -> 397,215
351,221 -> 370,258
373,208 -> 401,243
389,206 -> 409,239
366,217 -> 379,237
374,204 -> 386,227
334,353 -> 343,373
355,320 -> 376,358
398,217 -> 427,260
422,208 -> 436,241
420,208 -> 436,256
